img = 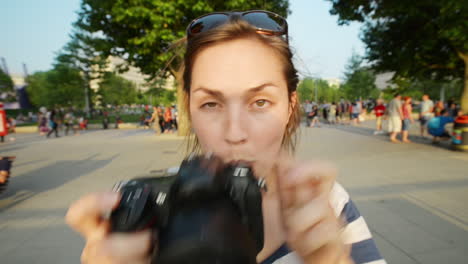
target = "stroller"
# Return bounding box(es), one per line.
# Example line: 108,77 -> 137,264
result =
0,156 -> 15,194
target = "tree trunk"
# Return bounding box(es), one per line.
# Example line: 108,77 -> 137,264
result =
457,51 -> 468,114
462,57 -> 468,114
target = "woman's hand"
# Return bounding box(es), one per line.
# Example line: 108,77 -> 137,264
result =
66,192 -> 152,264
277,160 -> 352,264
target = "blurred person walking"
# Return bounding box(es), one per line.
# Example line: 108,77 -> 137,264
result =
64,110 -> 77,136
171,106 -> 178,131
387,93 -> 403,143
148,106 -> 161,134
309,105 -> 321,128
0,103 -> 8,143
351,100 -> 362,125
328,102 -> 337,124
157,106 -> 165,133
419,94 -> 434,137
373,99 -> 386,135
164,106 -> 173,133
46,109 -> 60,138
401,96 -> 415,143
434,101 -> 444,117
303,100 -> 313,126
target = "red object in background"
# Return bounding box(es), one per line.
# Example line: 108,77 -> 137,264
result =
455,115 -> 468,124
374,104 -> 386,117
0,104 -> 8,137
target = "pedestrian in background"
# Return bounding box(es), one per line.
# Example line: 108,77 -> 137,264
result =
303,100 -> 312,126
387,93 -> 403,143
46,109 -> 60,138
351,100 -> 362,125
401,96 -> 414,143
148,106 -> 161,134
373,99 -> 386,135
0,103 -> 8,143
164,106 -> 173,133
309,105 -> 321,128
434,101 -> 444,117
171,106 -> 178,131
419,94 -> 434,137
328,102 -> 337,124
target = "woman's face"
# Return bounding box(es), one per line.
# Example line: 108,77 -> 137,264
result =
189,38 -> 294,176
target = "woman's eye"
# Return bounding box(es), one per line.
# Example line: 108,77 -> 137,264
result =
254,99 -> 269,108
201,102 -> 218,109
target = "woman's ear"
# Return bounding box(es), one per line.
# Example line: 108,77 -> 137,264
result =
288,91 -> 298,120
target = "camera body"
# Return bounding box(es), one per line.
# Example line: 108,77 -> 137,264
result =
110,155 -> 267,264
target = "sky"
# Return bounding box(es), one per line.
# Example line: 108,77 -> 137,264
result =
0,0 -> 365,80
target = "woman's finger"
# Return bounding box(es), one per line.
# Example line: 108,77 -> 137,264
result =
66,192 -> 120,237
290,211 -> 341,257
103,231 -> 153,261
277,161 -> 337,210
81,231 -> 152,264
282,194 -> 329,239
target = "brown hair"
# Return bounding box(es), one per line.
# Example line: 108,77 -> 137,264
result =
181,18 -> 300,153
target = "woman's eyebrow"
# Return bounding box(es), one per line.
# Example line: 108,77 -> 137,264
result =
192,87 -> 224,99
246,83 -> 276,95
192,82 -> 277,98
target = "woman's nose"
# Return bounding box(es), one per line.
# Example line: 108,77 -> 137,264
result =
224,107 -> 248,145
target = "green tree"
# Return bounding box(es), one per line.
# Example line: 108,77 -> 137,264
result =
297,78 -> 314,102
27,65 -> 85,108
56,28 -> 108,115
326,0 -> 468,112
98,72 -> 138,105
297,77 -> 341,103
0,68 -> 15,102
75,0 -> 290,79
340,52 -> 379,100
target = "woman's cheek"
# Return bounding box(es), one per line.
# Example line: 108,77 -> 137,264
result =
191,112 -> 222,152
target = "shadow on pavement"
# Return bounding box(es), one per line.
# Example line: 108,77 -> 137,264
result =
0,153 -> 119,213
328,124 -> 454,151
349,177 -> 468,199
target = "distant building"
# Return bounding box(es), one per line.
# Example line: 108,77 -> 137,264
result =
90,56 -> 175,93
3,74 -> 32,109
324,78 -> 342,87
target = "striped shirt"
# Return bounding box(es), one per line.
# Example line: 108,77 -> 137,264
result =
261,182 -> 386,264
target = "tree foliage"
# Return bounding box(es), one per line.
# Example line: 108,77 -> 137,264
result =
98,72 -> 138,106
0,68 -> 16,103
327,0 -> 468,112
26,65 -> 86,108
297,78 -> 341,103
340,52 -> 379,100
75,0 -> 290,79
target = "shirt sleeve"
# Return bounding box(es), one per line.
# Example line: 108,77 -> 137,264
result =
330,183 -> 387,264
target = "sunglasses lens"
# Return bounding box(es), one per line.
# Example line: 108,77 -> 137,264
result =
189,14 -> 229,35
242,12 -> 285,32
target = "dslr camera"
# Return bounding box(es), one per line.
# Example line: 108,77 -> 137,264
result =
110,155 -> 267,264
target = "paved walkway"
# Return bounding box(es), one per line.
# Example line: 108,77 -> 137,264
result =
0,123 -> 467,264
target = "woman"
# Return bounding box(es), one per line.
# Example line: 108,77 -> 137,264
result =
434,101 -> 444,117
328,102 -> 337,124
66,11 -> 385,264
401,96 -> 414,143
163,106 -> 173,133
309,105 -> 321,128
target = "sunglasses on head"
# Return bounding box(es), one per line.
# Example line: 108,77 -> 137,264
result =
186,10 -> 288,43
